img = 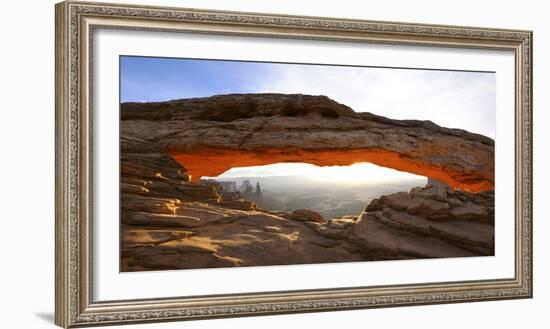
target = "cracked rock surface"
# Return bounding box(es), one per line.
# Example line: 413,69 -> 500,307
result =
120,94 -> 494,271
121,93 -> 494,192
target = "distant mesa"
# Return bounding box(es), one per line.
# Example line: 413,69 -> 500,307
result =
216,180 -> 237,193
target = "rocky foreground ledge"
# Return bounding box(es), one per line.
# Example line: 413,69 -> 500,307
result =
120,145 -> 494,272
120,94 -> 494,271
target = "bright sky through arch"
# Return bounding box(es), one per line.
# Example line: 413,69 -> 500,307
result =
204,162 -> 427,185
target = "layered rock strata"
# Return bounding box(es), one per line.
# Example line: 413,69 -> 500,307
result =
121,94 -> 494,192
120,94 -> 495,271
120,146 -> 494,271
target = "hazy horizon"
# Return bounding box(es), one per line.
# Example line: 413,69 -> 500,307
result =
204,171 -> 427,218
203,162 -> 427,184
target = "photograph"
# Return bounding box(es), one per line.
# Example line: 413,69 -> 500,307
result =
48,1 -> 536,327
119,56 -> 496,272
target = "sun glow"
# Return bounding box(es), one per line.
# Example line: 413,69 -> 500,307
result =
205,162 -> 427,185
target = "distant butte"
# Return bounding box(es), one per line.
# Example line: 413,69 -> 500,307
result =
121,93 -> 494,192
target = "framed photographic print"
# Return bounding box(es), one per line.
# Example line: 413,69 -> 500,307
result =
55,1 -> 532,327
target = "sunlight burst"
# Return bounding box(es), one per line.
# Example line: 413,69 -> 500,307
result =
205,162 -> 426,185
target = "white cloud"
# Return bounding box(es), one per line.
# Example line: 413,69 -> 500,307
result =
217,65 -> 496,182
255,65 -> 495,139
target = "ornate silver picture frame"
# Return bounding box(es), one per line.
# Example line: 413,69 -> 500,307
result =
55,1 -> 532,327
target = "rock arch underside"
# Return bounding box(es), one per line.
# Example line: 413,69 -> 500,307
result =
120,94 -> 495,272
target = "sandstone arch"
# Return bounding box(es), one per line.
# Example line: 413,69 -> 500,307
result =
120,93 -> 495,271
121,93 -> 494,192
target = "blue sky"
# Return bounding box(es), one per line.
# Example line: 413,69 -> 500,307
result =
120,56 -> 279,102
120,56 -> 496,139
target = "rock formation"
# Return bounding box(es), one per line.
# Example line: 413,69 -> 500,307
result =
215,180 -> 238,193
121,93 -> 494,192
120,94 -> 495,272
350,179 -> 494,258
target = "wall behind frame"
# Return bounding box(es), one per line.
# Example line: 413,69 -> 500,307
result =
0,0 -> 546,328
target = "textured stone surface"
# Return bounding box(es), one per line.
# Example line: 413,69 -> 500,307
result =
121,93 -> 494,192
284,209 -> 327,224
119,145 -> 494,271
352,181 -> 494,257
119,94 -> 495,271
